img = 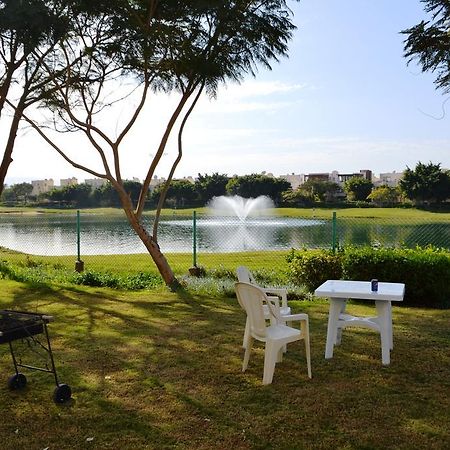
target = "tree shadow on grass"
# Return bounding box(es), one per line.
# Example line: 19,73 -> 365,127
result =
1,281 -> 450,449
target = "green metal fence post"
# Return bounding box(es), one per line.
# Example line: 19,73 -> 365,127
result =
189,210 -> 200,276
75,210 -> 84,272
193,210 -> 197,267
332,211 -> 337,253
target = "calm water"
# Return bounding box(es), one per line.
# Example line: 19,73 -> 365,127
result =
0,213 -> 448,255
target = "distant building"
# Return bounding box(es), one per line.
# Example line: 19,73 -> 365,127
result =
304,173 -> 330,183
60,177 -> 78,188
279,173 -> 305,190
337,170 -> 372,184
375,171 -> 403,187
181,176 -> 195,184
84,178 -> 107,189
149,175 -> 166,191
31,179 -> 54,196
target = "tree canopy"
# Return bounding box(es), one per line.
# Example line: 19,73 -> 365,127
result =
14,0 -> 300,286
343,177 -> 373,202
226,174 -> 291,204
399,161 -> 450,204
195,173 -> 229,204
0,0 -> 84,195
402,0 -> 450,92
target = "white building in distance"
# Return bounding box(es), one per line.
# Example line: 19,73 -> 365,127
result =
279,173 -> 305,190
31,179 -> 54,196
149,175 -> 166,191
60,177 -> 78,187
374,171 -> 404,187
84,178 -> 107,189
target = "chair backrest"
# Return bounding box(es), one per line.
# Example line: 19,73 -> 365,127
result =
236,266 -> 256,284
235,282 -> 268,340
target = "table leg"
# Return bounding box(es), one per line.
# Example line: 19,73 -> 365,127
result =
335,300 -> 347,345
376,300 -> 392,365
388,301 -> 393,350
325,298 -> 344,359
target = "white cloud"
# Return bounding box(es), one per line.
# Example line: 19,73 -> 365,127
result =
195,80 -> 306,115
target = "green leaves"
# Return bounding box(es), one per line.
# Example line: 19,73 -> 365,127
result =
402,0 -> 450,92
287,246 -> 450,308
399,161 -> 450,204
343,176 -> 373,202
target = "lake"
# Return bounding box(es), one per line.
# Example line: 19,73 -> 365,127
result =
0,213 -> 448,255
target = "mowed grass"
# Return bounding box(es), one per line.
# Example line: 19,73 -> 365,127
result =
0,279 -> 449,449
1,205 -> 450,221
0,249 -> 291,280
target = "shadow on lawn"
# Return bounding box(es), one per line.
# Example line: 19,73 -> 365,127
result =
1,281 -> 450,449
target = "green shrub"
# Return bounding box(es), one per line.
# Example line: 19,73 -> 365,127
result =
71,270 -> 163,290
286,246 -> 450,308
341,246 -> 450,308
71,270 -> 120,288
286,248 -> 342,291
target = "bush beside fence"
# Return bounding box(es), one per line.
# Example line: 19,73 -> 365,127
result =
287,246 -> 450,308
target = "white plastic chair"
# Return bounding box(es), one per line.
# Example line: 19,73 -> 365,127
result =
235,282 -> 312,384
236,266 -> 292,348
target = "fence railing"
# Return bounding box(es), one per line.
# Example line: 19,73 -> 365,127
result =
0,210 -> 449,270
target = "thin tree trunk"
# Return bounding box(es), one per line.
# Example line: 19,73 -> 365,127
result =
128,213 -> 178,289
0,102 -> 24,196
116,186 -> 178,288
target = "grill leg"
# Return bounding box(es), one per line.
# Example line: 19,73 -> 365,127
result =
42,322 -> 60,387
8,341 -> 19,375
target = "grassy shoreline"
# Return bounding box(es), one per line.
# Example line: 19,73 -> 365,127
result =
1,205 -> 450,220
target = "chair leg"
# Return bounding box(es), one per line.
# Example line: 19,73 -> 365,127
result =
242,337 -> 253,372
302,319 -> 312,379
263,341 -> 280,385
242,316 -> 250,349
277,346 -> 283,363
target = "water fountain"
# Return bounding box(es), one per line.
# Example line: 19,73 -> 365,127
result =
208,195 -> 274,221
206,195 -> 277,251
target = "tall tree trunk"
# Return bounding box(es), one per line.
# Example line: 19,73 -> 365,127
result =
127,211 -> 178,289
116,188 -> 178,289
0,102 -> 24,196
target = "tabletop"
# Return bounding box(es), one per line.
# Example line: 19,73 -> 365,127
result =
314,280 -> 405,302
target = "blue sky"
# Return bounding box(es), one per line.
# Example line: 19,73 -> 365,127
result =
5,0 -> 450,185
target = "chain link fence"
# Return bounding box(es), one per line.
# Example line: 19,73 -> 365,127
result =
0,210 -> 449,272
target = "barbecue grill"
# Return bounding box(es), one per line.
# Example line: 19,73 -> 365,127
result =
0,309 -> 71,403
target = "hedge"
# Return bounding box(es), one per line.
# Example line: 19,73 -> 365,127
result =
286,246 -> 450,308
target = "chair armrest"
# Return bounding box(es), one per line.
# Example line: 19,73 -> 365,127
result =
283,313 -> 308,322
265,295 -> 282,322
262,287 -> 288,308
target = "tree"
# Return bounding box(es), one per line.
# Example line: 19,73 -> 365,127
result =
281,189 -> 314,207
46,183 -> 92,207
195,173 -> 229,205
367,186 -> 401,207
298,180 -> 341,203
90,180 -> 143,208
1,182 -> 33,203
402,1 -> 450,93
10,182 -> 33,202
151,180 -> 198,208
16,1 -> 299,287
226,174 -> 291,204
0,0 -> 84,196
399,161 -> 450,204
344,177 -> 373,202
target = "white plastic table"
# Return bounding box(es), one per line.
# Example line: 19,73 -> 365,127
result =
314,280 -> 405,365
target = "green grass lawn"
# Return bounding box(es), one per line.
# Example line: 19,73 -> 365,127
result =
0,279 -> 449,449
1,205 -> 450,221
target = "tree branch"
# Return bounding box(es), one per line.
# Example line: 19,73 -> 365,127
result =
153,81 -> 205,240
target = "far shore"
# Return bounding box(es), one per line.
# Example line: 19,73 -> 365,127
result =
0,205 -> 450,220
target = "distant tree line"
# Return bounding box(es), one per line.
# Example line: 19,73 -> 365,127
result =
2,163 -> 450,209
